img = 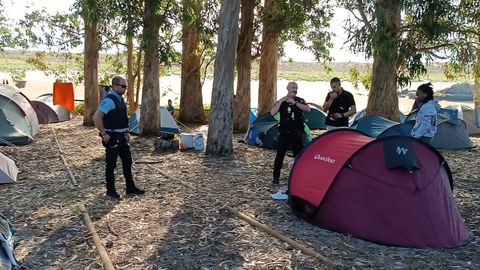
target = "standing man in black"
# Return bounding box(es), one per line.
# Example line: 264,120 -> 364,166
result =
93,76 -> 145,199
323,77 -> 356,130
271,81 -> 310,185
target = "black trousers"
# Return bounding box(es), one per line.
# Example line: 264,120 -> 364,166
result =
273,131 -> 303,180
104,132 -> 135,193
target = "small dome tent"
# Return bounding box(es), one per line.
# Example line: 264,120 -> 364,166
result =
289,129 -> 469,248
0,85 -> 39,145
32,94 -> 71,124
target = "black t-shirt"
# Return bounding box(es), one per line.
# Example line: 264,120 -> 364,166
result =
324,89 -> 355,127
278,97 -> 306,133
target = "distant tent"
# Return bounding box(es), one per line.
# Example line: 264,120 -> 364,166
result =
444,105 -> 480,136
304,104 -> 327,129
289,129 -> 469,248
351,114 -> 398,138
32,94 -> 71,124
245,113 -> 312,149
0,85 -> 39,145
129,107 -> 180,135
381,114 -> 475,149
350,109 -> 406,126
0,152 -> 18,184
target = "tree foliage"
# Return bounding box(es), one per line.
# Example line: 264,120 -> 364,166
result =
341,0 -> 456,87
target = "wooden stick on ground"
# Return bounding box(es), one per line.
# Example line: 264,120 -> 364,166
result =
51,128 -> 78,186
147,165 -> 344,268
79,204 -> 115,270
51,127 -> 115,269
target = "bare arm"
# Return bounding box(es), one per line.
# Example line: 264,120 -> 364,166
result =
344,105 -> 356,117
271,97 -> 287,115
322,92 -> 337,111
295,101 -> 310,112
93,110 -> 110,142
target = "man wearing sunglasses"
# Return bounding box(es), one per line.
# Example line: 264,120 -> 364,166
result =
93,76 -> 145,199
270,81 -> 310,185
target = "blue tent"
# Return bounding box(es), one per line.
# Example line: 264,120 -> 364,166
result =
245,113 -> 312,149
379,115 -> 474,149
351,114 -> 399,138
249,108 -> 257,123
350,109 -> 406,126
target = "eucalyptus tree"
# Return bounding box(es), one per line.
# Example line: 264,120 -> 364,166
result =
341,0 -> 456,120
140,0 -> 179,136
257,0 -> 333,116
206,0 -> 241,155
0,1 -> 14,50
179,0 -> 219,124
443,0 -> 480,113
233,0 -> 256,132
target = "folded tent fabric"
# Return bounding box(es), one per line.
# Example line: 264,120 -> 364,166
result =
53,82 -> 74,112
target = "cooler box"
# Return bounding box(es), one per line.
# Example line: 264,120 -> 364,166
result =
179,133 -> 204,151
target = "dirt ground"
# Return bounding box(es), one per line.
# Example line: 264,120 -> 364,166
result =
1,116 -> 479,269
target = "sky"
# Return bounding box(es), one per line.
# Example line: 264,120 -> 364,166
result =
3,0 -> 369,63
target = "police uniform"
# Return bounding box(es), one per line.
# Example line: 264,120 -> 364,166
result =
273,97 -> 306,182
98,91 -> 136,195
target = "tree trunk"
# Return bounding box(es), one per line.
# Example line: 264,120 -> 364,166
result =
233,0 -> 255,133
474,36 -> 480,126
474,36 -> 480,109
125,0 -> 136,115
135,49 -> 142,107
206,0 -> 241,155
126,37 -> 135,114
179,0 -> 205,124
366,0 -> 401,121
257,0 -> 278,116
140,0 -> 160,136
82,14 -> 99,126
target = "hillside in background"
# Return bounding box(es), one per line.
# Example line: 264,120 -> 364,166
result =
0,49 -> 471,83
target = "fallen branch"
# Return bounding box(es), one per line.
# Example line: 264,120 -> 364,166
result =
146,165 -> 344,268
79,204 -> 115,270
51,128 -> 78,186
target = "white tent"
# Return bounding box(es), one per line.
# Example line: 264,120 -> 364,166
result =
0,152 -> 18,184
128,107 -> 180,135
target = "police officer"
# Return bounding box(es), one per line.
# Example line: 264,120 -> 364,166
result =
93,76 -> 145,199
271,81 -> 310,184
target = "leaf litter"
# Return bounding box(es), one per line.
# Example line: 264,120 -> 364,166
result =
0,115 -> 479,269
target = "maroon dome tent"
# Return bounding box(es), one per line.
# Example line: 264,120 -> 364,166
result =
289,129 -> 469,248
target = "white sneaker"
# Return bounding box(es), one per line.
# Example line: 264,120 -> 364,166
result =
272,187 -> 288,200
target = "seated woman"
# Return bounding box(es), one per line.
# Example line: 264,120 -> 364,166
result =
411,83 -> 440,144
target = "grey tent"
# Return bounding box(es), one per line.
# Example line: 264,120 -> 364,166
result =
128,107 -> 180,135
444,105 -> 480,136
0,85 -> 39,145
387,113 -> 475,149
32,94 -> 71,124
0,152 -> 18,184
